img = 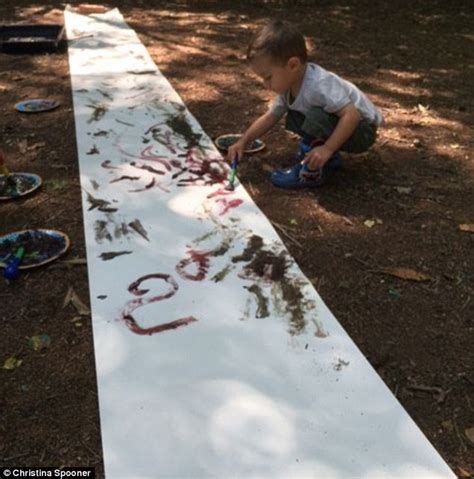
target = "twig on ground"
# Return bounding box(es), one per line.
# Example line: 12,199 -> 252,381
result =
1,452 -> 29,462
406,383 -> 451,404
452,417 -> 468,451
271,221 -> 303,248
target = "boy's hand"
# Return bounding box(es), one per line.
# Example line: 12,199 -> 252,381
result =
227,139 -> 245,163
301,144 -> 333,171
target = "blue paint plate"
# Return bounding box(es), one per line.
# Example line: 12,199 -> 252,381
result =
0,229 -> 70,269
15,99 -> 60,113
215,134 -> 265,154
0,172 -> 42,200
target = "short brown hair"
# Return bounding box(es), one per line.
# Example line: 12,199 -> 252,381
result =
247,20 -> 307,65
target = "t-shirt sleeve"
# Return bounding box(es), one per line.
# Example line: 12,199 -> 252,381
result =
308,78 -> 352,114
268,94 -> 288,119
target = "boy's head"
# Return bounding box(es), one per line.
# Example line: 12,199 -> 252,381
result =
247,20 -> 307,94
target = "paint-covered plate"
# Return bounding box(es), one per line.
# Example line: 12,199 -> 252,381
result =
0,229 -> 70,269
0,172 -> 42,200
215,134 -> 265,154
15,99 -> 60,113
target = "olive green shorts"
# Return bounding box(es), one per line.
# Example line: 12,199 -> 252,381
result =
286,107 -> 377,154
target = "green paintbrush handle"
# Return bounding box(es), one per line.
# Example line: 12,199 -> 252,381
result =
228,168 -> 237,184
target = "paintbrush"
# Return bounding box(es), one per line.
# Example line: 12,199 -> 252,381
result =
3,246 -> 25,280
225,154 -> 239,191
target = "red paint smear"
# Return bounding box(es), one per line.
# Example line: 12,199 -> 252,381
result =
216,198 -> 243,215
123,315 -> 197,335
180,148 -> 227,185
170,159 -> 182,168
206,188 -> 234,199
121,273 -> 198,336
128,273 -> 177,297
115,140 -> 174,171
175,249 -> 211,281
141,146 -> 173,171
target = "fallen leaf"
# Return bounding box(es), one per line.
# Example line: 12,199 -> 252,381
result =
2,357 -> 22,370
18,139 -> 28,154
459,224 -> 474,233
395,186 -> 412,195
364,219 -> 376,228
63,287 -> 90,316
289,218 -> 298,226
28,334 -> 51,351
417,104 -> 430,114
380,267 -> 432,282
44,179 -> 68,192
465,427 -> 474,445
450,144 -> 460,149
27,141 -> 46,151
458,466 -> 473,478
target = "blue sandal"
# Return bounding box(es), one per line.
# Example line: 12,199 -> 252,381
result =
271,139 -> 342,189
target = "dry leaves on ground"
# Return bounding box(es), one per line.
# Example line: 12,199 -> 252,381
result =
379,267 -> 432,282
459,224 -> 474,233
63,287 -> 91,316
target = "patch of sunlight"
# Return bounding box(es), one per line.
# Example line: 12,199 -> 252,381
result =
168,188 -> 207,218
209,381 -> 296,462
370,77 -> 431,98
94,321 -> 129,376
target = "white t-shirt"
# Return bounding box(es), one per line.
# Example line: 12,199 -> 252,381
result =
270,63 -> 383,126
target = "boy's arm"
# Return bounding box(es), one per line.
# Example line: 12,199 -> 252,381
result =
302,103 -> 360,169
241,111 -> 281,144
227,111 -> 280,161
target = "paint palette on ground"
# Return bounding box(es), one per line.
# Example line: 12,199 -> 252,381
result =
15,99 -> 60,113
0,24 -> 65,53
0,229 -> 70,269
0,172 -> 42,200
215,133 -> 265,154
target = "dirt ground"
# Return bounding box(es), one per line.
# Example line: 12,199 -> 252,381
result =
1,1 -> 473,477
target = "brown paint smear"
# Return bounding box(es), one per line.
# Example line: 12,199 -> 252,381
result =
234,235 -> 321,335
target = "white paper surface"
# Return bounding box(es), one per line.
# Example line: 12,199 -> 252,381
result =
65,7 -> 455,479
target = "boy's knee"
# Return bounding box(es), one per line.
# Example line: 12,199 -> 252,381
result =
341,122 -> 377,153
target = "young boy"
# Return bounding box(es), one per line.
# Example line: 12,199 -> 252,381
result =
227,20 -> 383,188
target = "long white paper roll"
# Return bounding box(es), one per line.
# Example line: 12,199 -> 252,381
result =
65,7 -> 455,478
